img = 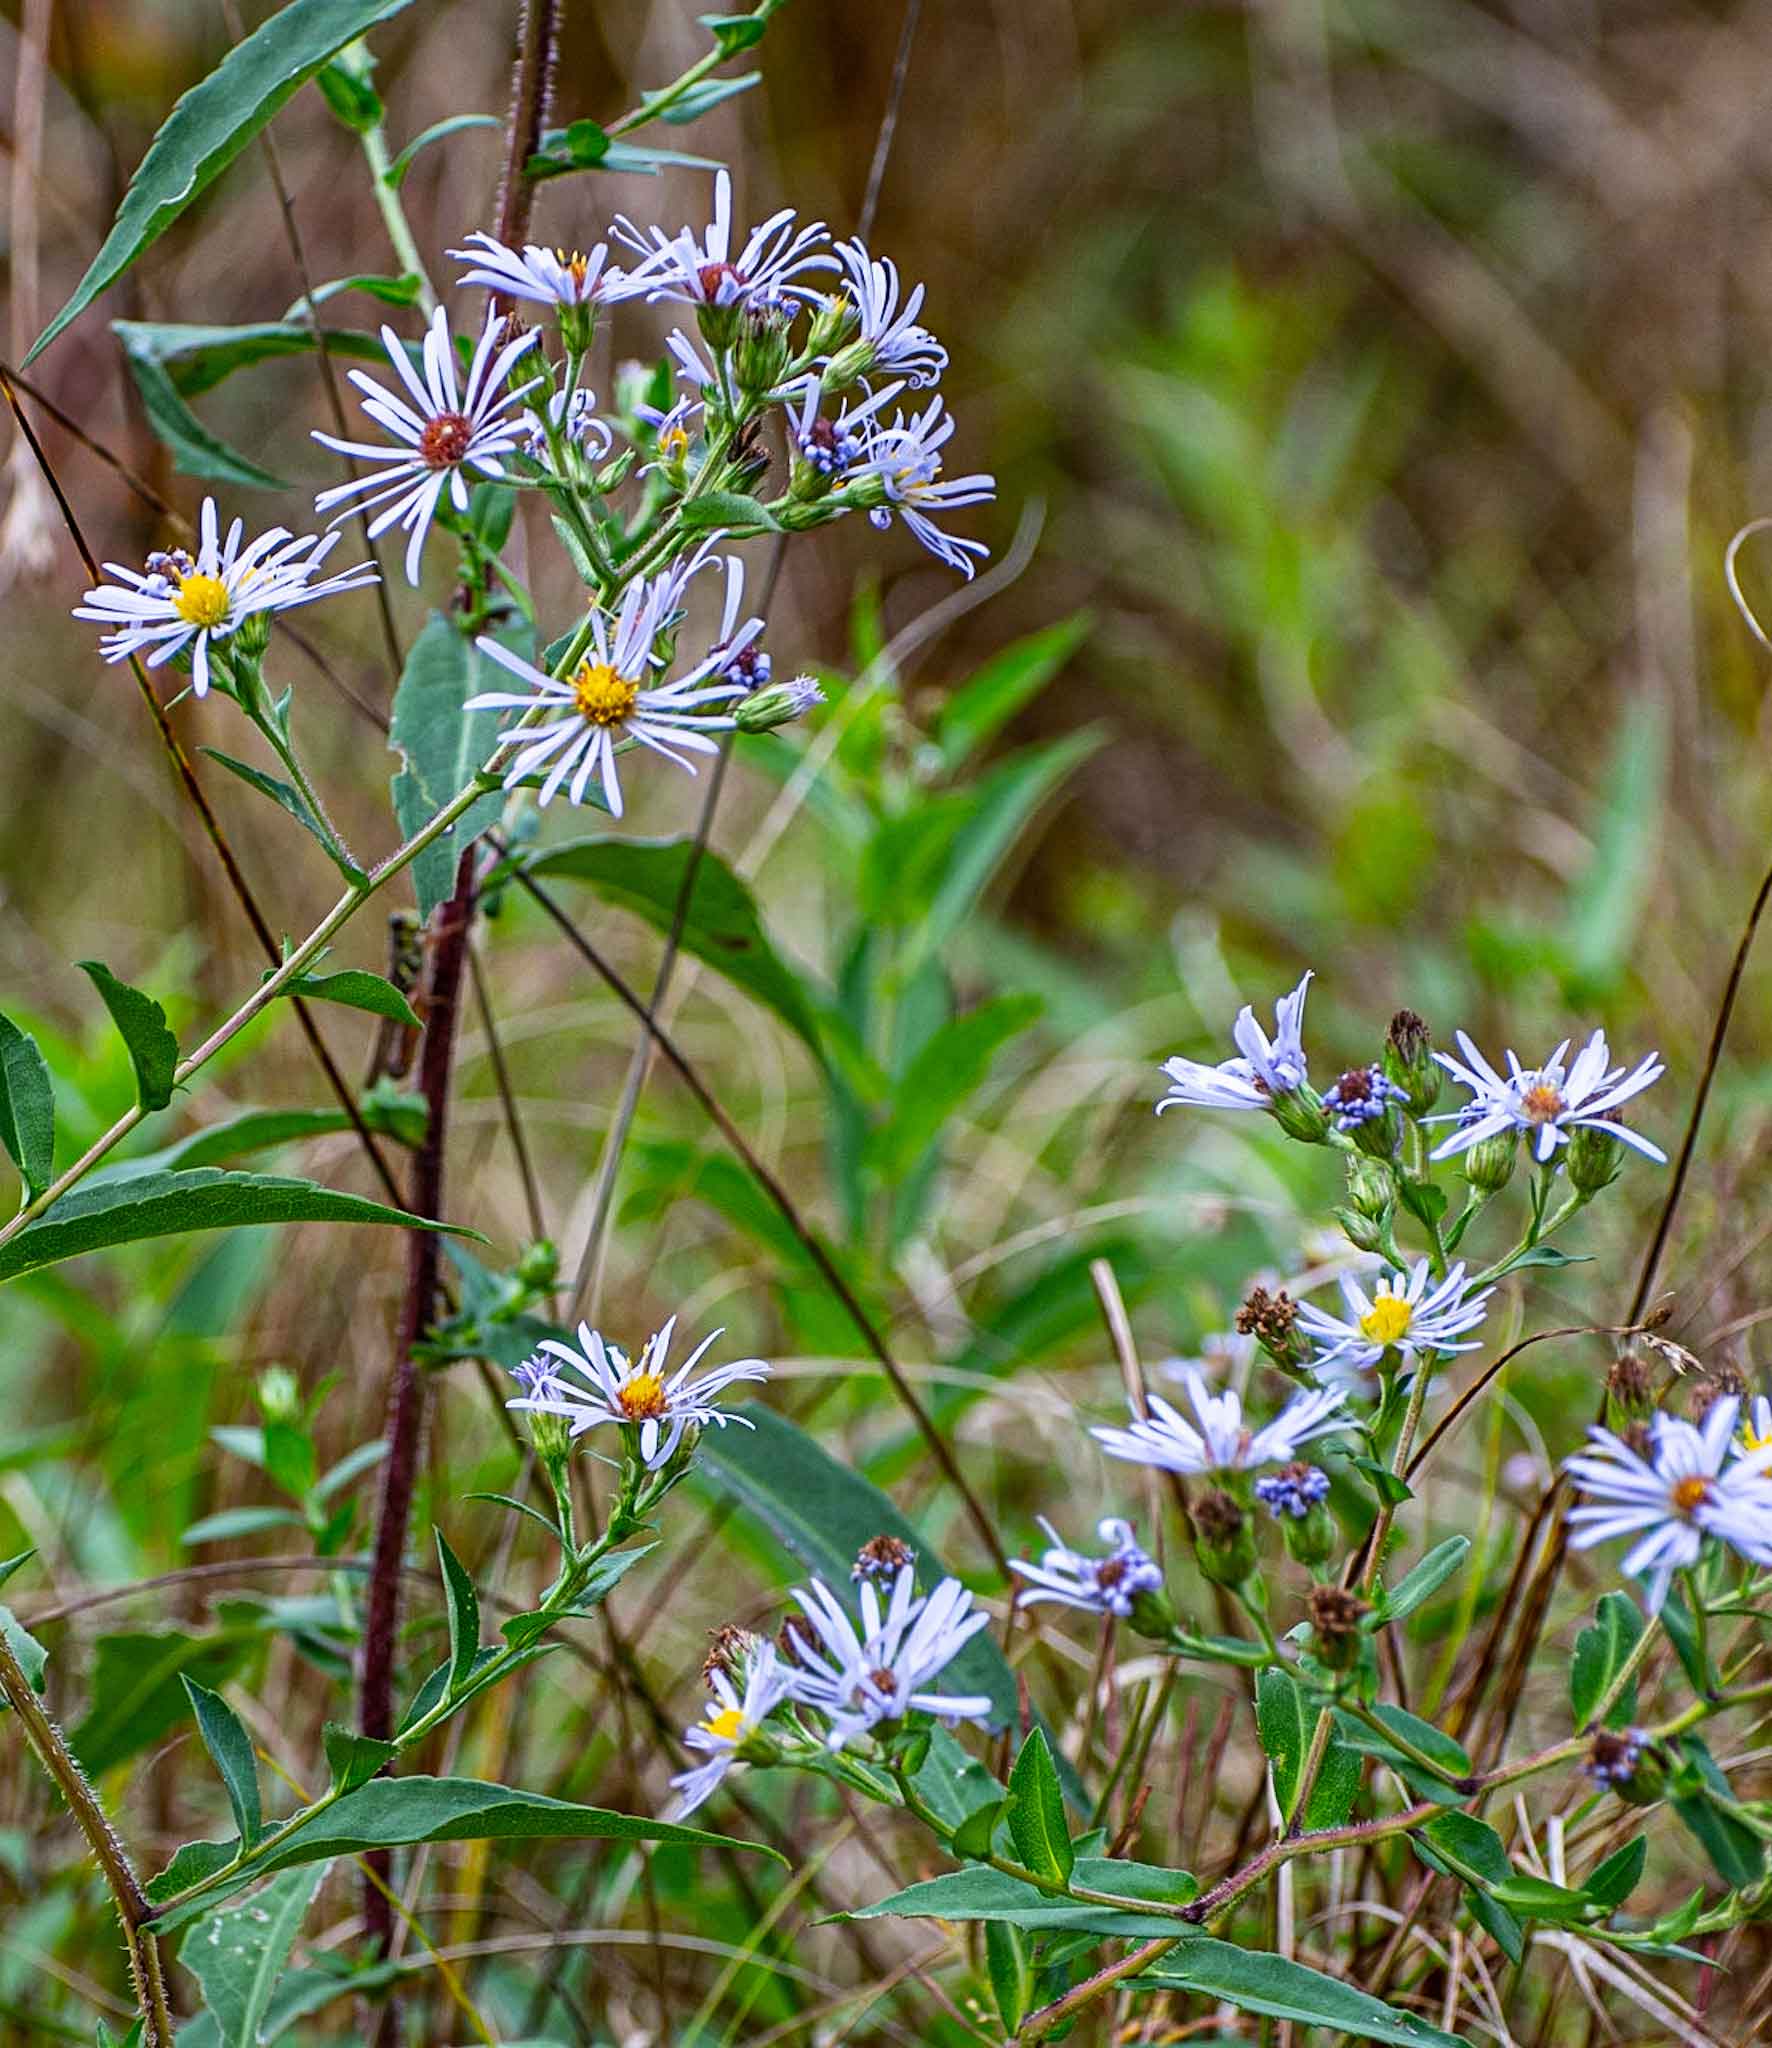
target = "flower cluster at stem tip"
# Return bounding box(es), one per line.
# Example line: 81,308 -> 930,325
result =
73,169 -> 992,821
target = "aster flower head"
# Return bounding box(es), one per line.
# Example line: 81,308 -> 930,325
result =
1157,972 -> 1313,1115
518,387 -> 615,466
1738,1395 -> 1772,1465
505,1313 -> 768,1470
1565,1399 -> 1772,1612
1010,1517 -> 1163,1618
1255,1461 -> 1332,1520
1429,1028 -> 1666,1168
852,395 -> 994,578
669,1641 -> 794,1817
467,573 -> 753,815
1322,1064 -> 1405,1132
788,376 -> 903,484
613,169 -> 834,317
819,239 -> 948,388
73,499 -> 377,696
705,551 -> 772,688
784,1565 -> 993,1749
450,232 -> 621,312
1295,1259 -> 1492,1390
313,307 -> 540,584
1092,1369 -> 1347,1479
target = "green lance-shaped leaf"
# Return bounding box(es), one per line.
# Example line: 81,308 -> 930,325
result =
146,1776 -> 781,1931
0,1010 -> 55,1199
176,1867 -> 323,2048
1005,1728 -> 1072,1885
0,1167 -> 476,1287
322,1722 -> 398,1794
118,347 -> 288,491
27,0 -> 415,363
517,836 -> 828,1059
984,1919 -> 1030,2034
1376,1535 -> 1471,1623
848,1856 -> 1197,1938
935,613 -> 1091,773
1129,1940 -> 1467,2046
1257,1668 -> 1360,1829
78,961 -> 179,1112
434,1529 -> 481,1695
384,114 -> 501,188
117,317 -> 395,394
180,1676 -> 262,1845
389,614 -> 526,922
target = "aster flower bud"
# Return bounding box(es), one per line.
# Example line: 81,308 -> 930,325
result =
1236,1286 -> 1311,1374
510,1358 -> 575,1466
1382,1009 -> 1441,1116
1460,1124 -> 1519,1195
1323,1066 -> 1405,1158
1604,1351 -> 1658,1429
1256,1463 -> 1337,1570
735,296 -> 792,397
1306,1583 -> 1371,1672
1334,1205 -> 1394,1259
1127,1579 -> 1180,1640
702,1623 -> 762,1684
1566,1115 -> 1624,1195
1344,1154 -> 1395,1223
1688,1368 -> 1745,1426
1585,1727 -> 1665,1806
805,292 -> 860,361
1191,1488 -> 1257,1589
853,1534 -> 917,1583
734,676 -> 825,732
696,292 -> 745,356
514,1237 -> 559,1293
233,606 -> 274,662
256,1366 -> 301,1425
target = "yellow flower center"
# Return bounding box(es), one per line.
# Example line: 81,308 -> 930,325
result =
1671,1474 -> 1712,1516
616,1370 -> 669,1422
557,248 -> 590,290
172,572 -> 230,629
659,424 -> 689,462
571,659 -> 640,727
702,1705 -> 746,1743
1359,1296 -> 1414,1348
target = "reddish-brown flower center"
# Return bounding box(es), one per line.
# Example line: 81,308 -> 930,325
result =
418,411 -> 474,469
1670,1474 -> 1712,1516
698,260 -> 745,300
1519,1081 -> 1565,1125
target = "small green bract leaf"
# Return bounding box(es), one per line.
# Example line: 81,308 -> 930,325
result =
282,968 -> 422,1030
0,1011 -> 54,1198
180,1677 -> 262,1844
78,961 -> 179,1112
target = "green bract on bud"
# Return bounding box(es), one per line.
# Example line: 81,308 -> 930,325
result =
735,677 -> 825,733
1281,1500 -> 1338,1572
524,1403 -> 575,1465
1345,1154 -> 1395,1222
822,338 -> 876,391
1306,1584 -> 1371,1672
805,293 -> 860,361
1461,1124 -> 1519,1195
1604,1351 -> 1658,1429
556,298 -> 596,360
1127,1579 -> 1179,1640
1585,1728 -> 1665,1807
256,1366 -> 302,1426
1566,1116 -> 1624,1195
735,299 -> 792,396
1382,1009 -> 1441,1116
1191,1488 -> 1256,1589
1236,1286 -> 1311,1374
695,292 -> 745,356
1269,1084 -> 1332,1146
1334,1206 -> 1394,1259
233,607 -> 273,662
1256,1463 -> 1338,1571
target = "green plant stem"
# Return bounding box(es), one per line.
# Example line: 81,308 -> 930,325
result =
361,122 -> 438,313
0,1623 -> 175,2044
